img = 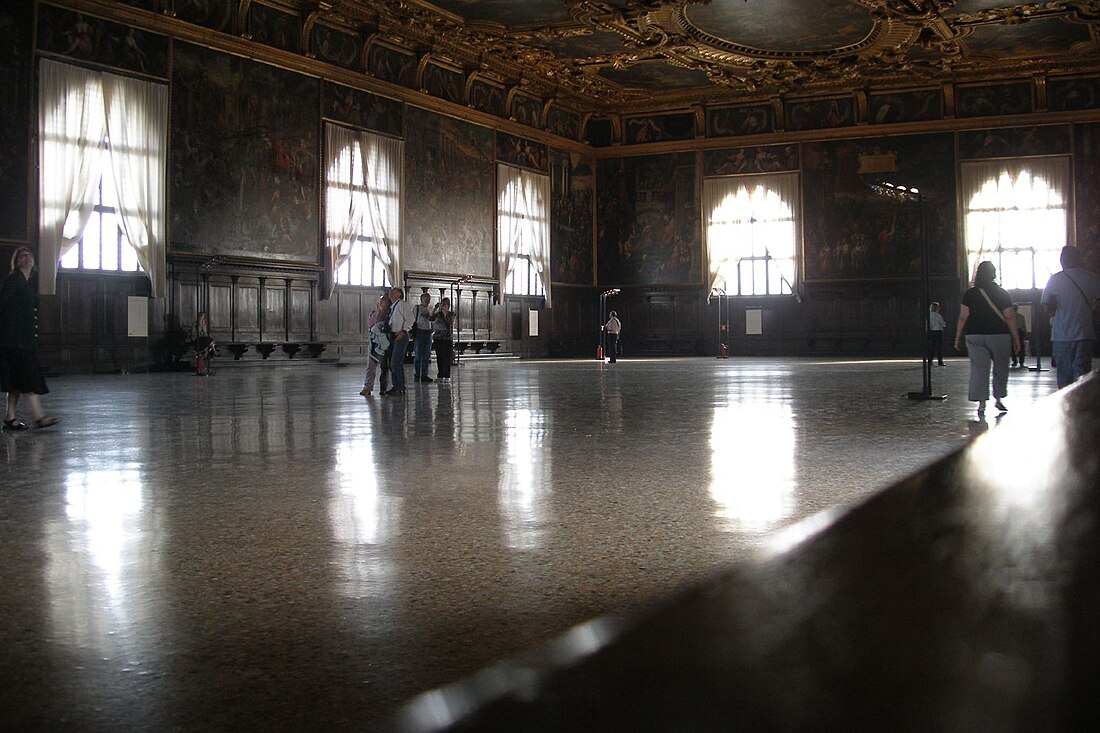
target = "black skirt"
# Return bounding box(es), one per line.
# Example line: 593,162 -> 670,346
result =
0,347 -> 50,395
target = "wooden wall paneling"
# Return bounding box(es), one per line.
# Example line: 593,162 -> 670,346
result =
262,279 -> 287,341
208,277 -> 233,339
335,289 -> 364,356
289,282 -> 313,340
337,289 -> 362,335
173,273 -> 200,332
236,279 -> 261,339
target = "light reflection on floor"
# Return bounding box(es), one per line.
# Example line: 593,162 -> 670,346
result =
0,357 -> 1061,730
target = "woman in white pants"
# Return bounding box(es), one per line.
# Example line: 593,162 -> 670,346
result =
954,261 -> 1020,418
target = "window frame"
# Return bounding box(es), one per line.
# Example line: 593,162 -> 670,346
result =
703,171 -> 800,299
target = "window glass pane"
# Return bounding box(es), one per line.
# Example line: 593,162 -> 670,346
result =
121,240 -> 139,272
706,174 -> 798,297
82,213 -> 102,270
60,242 -> 80,269
100,212 -> 120,271
963,161 -> 1067,288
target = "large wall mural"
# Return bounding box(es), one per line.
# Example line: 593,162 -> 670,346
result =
170,43 -> 318,263
551,150 -> 594,286
36,5 -> 169,78
403,106 -> 495,278
802,134 -> 957,282
597,153 -> 700,286
1073,123 -> 1100,270
0,3 -> 30,242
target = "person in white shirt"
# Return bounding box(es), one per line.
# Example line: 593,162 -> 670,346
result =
603,310 -> 622,363
927,301 -> 946,367
386,287 -> 414,395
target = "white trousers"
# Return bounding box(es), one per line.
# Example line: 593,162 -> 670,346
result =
965,333 -> 1012,402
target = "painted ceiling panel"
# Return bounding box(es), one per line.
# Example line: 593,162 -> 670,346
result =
426,0 -> 571,26
963,17 -> 1092,58
598,61 -> 713,90
218,1 -> 1100,115
685,0 -> 873,52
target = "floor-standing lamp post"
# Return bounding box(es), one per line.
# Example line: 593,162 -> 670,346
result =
712,287 -> 728,358
869,181 -> 946,401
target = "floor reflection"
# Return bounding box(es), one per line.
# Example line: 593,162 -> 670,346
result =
48,467 -> 153,654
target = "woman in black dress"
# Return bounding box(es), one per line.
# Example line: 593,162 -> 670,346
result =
0,247 -> 60,430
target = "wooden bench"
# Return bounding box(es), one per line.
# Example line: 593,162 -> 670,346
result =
227,342 -> 326,360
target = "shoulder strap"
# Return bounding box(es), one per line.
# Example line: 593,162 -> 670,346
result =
977,288 -> 1002,318
1061,270 -> 1096,310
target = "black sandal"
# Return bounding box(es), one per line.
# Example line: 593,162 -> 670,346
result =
3,418 -> 28,431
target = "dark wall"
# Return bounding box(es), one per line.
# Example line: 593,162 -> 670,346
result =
593,125 -> 1095,358
10,2 -> 1100,371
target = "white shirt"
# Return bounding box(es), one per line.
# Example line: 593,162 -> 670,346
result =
389,298 -> 415,334
605,316 -> 621,335
929,311 -> 946,331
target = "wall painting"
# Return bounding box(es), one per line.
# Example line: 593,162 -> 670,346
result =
510,92 -> 543,128
403,107 -> 495,278
249,3 -> 300,54
469,78 -> 505,117
785,97 -> 856,131
958,125 -> 1070,159
1072,123 -> 1100,270
546,106 -> 581,141
368,43 -> 416,87
624,113 -> 695,144
706,104 -> 774,137
956,82 -> 1033,118
170,43 -> 318,263
496,133 -> 548,173
312,23 -> 361,71
422,61 -> 465,105
597,153 -> 700,286
801,134 -> 957,282
322,82 -> 402,136
704,144 -> 799,177
0,2 -> 30,242
867,89 -> 942,124
36,5 -> 168,78
175,0 -> 236,34
551,150 -> 594,286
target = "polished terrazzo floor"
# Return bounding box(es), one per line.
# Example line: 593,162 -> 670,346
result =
0,356 -> 1062,731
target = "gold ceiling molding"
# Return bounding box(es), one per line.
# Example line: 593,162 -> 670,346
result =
40,0 -> 1100,125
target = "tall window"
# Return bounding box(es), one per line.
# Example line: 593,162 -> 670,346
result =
505,255 -> 545,297
39,59 -> 168,295
704,172 -> 799,297
498,164 -> 551,303
59,154 -> 142,273
961,158 -> 1069,289
324,123 -> 402,297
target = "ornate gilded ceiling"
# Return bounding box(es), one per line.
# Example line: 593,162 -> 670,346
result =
323,0 -> 1100,113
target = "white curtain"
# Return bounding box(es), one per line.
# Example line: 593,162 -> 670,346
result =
703,172 -> 800,298
497,164 -> 551,306
102,72 -> 168,297
38,59 -> 107,296
323,123 -> 402,298
38,58 -> 167,296
960,157 -> 1068,285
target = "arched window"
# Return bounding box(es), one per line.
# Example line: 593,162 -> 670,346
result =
961,158 -> 1069,289
704,172 -> 799,296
